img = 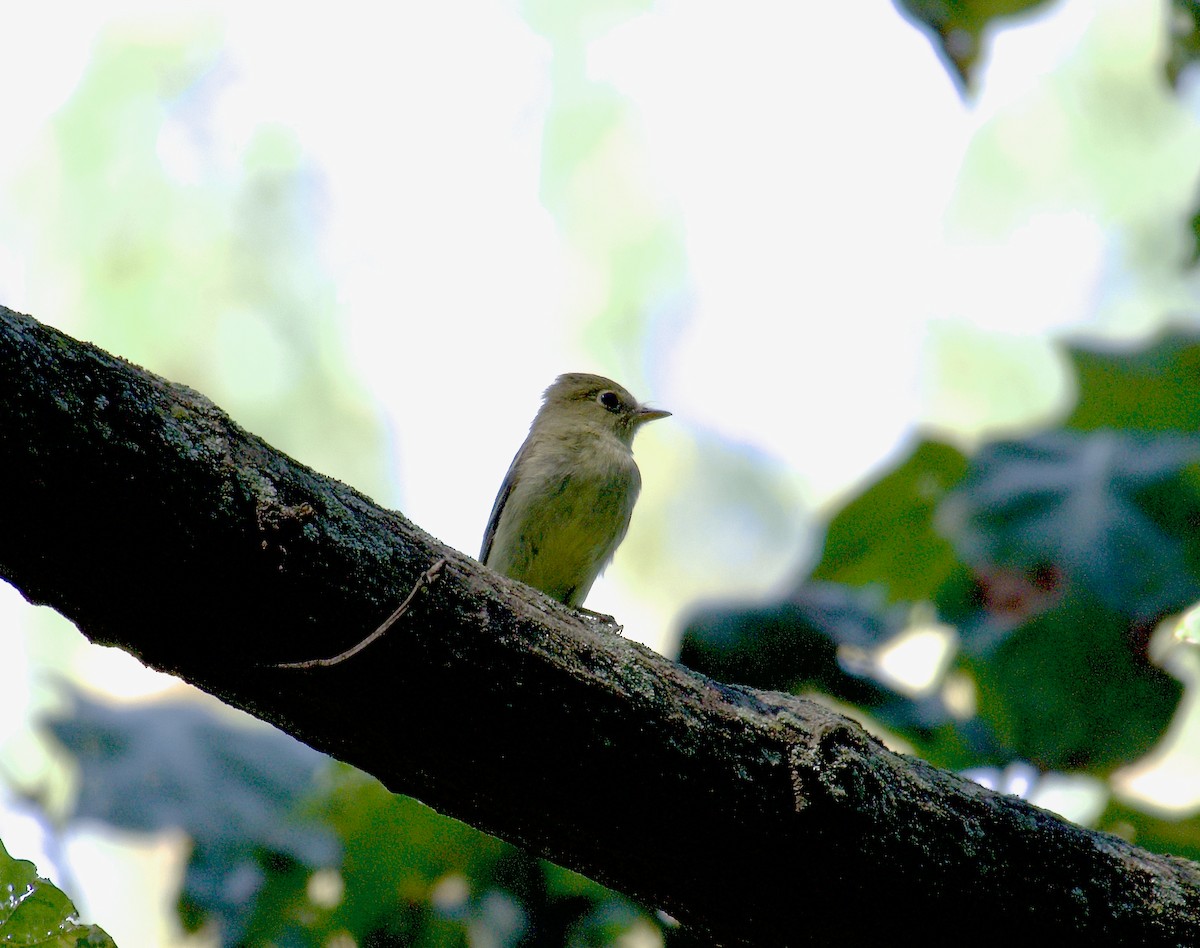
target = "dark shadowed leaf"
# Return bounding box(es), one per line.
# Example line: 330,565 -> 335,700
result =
680,584 -> 902,691
47,692 -> 337,944
939,430 -> 1200,622
679,583 -> 964,738
963,590 -> 1182,774
893,0 -> 1056,90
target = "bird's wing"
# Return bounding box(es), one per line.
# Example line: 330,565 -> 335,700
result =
479,440 -> 531,563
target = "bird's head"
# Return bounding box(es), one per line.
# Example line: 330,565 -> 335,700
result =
536,373 -> 671,445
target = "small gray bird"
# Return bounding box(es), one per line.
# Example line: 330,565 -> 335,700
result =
481,373 -> 670,608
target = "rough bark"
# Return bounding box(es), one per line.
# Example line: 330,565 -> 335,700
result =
1,305 -> 1198,946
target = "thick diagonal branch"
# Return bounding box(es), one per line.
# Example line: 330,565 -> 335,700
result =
1,306 -> 1197,946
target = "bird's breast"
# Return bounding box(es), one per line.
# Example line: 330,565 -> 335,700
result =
488,434 -> 642,606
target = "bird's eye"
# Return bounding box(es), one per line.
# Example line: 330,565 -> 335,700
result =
598,391 -> 622,412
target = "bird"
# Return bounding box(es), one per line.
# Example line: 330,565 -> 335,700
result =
480,373 -> 670,609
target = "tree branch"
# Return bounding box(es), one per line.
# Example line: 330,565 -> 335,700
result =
1,305 -> 1197,945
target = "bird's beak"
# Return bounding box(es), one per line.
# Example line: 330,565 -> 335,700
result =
635,406 -> 672,425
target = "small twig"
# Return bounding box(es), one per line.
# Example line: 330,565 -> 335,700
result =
274,558 -> 447,669
577,606 -> 623,633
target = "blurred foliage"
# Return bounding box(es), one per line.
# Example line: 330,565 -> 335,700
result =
10,24 -> 386,496
47,695 -> 661,947
1163,1 -> 1200,266
893,0 -> 1056,90
681,330 -> 1200,848
523,0 -> 686,387
48,693 -> 337,945
1067,333 -> 1200,432
1168,0 -> 1200,87
813,440 -> 969,601
943,431 -> 1200,622
315,768 -> 657,948
0,838 -> 115,947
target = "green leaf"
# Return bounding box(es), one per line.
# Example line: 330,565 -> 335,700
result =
1189,207 -> 1200,267
894,0 -> 1057,91
0,839 -> 116,947
1167,0 -> 1200,87
813,438 -> 969,602
940,430 -> 1200,623
964,590 -> 1183,774
1065,330 -> 1200,433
